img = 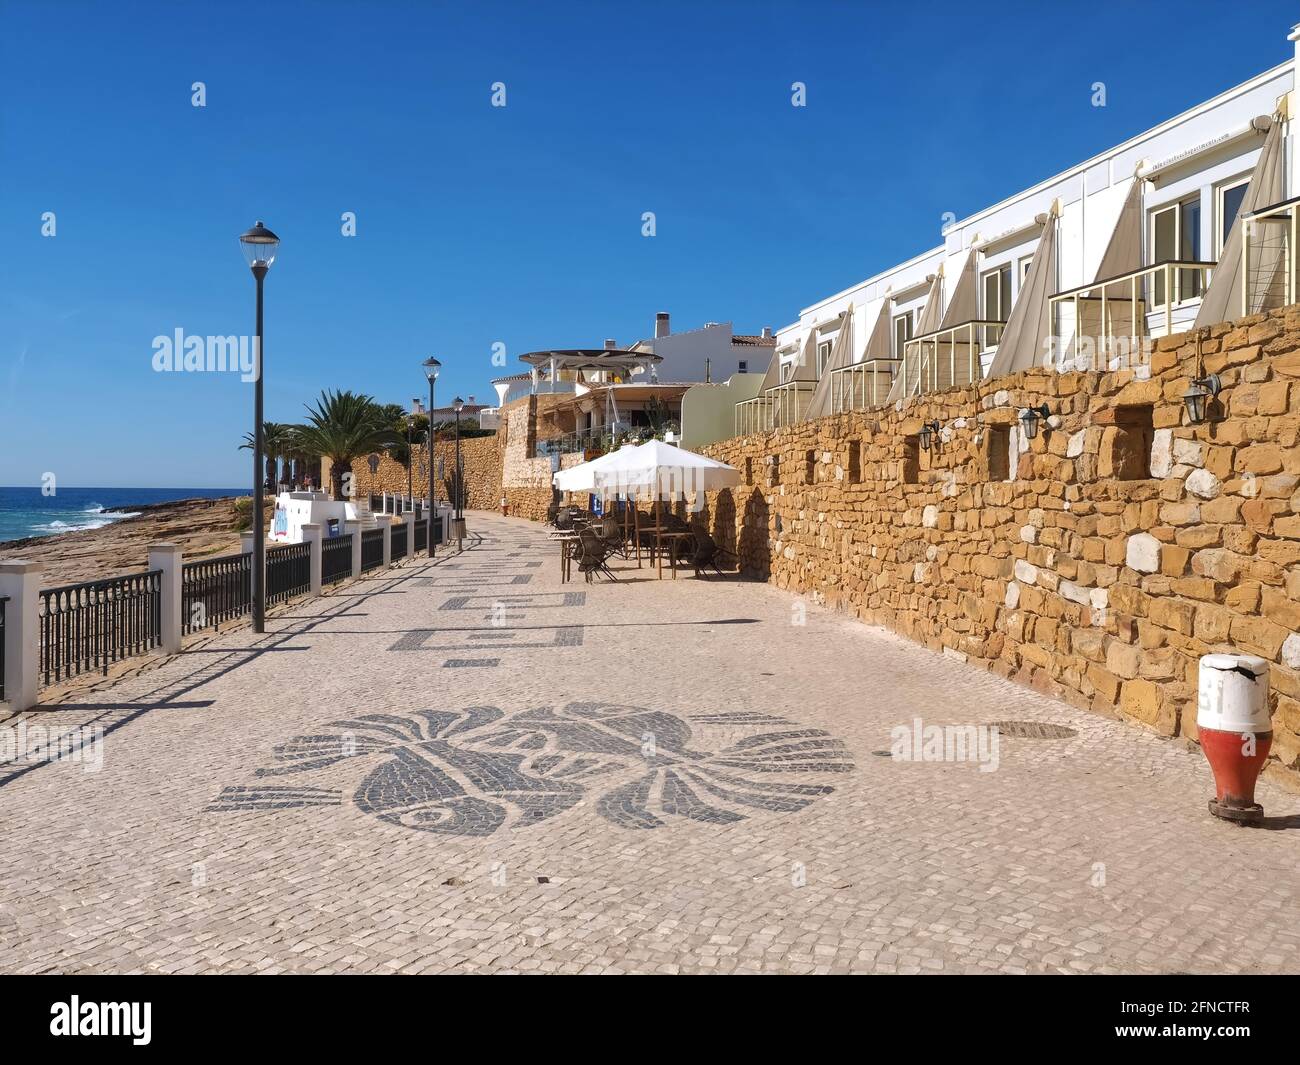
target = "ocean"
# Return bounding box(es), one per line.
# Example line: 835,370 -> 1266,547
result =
0,486 -> 245,544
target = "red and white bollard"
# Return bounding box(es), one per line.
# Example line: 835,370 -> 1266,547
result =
1197,653 -> 1271,825
500,496 -> 510,517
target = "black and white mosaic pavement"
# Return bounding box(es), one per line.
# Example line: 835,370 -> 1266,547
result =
209,702 -> 854,836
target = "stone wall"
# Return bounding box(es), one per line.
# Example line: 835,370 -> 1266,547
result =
348,434 -> 503,512
698,304 -> 1300,787
497,394 -> 584,520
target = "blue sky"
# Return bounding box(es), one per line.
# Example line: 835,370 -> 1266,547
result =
1,0 -> 1295,487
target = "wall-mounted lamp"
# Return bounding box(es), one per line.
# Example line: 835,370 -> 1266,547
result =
1019,404 -> 1050,440
1182,373 -> 1222,425
918,420 -> 941,451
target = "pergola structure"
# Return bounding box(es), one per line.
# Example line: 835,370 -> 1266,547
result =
519,347 -> 662,392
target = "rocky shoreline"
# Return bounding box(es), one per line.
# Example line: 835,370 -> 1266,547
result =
0,496 -> 251,587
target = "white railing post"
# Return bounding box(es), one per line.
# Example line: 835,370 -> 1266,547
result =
0,561 -> 41,711
381,519 -> 393,569
147,543 -> 183,656
344,520 -> 363,579
302,523 -> 323,597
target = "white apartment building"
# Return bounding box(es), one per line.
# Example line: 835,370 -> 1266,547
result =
736,25 -> 1300,433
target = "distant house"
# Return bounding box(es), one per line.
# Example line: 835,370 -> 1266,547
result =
486,314 -> 774,452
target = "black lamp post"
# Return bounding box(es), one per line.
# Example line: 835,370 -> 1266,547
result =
452,396 -> 466,546
422,357 -> 440,557
407,397 -> 419,507
239,220 -> 279,634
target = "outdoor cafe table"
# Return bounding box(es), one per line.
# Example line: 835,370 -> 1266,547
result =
640,527 -> 693,580
551,532 -> 580,583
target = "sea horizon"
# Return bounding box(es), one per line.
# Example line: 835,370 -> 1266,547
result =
0,486 -> 246,544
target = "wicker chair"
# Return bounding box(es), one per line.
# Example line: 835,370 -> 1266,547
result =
688,528 -> 734,577
576,527 -> 620,582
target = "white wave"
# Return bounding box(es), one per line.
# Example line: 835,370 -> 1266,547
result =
30,512 -> 137,535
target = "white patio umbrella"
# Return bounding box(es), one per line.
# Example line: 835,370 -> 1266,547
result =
589,439 -> 741,497
590,440 -> 742,579
551,443 -> 641,493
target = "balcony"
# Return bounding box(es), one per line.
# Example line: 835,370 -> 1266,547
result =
828,358 -> 900,413
1241,197 -> 1300,315
1048,260 -> 1214,370
898,320 -> 1005,398
733,380 -> 816,435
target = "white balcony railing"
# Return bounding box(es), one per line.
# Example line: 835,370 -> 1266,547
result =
1241,197 -> 1300,316
1048,259 -> 1214,371
899,320 -> 1005,398
733,380 -> 816,435
828,359 -> 900,413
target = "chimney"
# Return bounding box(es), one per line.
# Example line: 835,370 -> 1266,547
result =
655,312 -> 670,338
604,338 -> 617,350
762,326 -> 772,339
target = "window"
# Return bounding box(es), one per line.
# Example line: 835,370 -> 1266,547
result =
1217,178 -> 1250,254
901,436 -> 920,484
816,340 -> 833,377
738,360 -> 748,373
847,440 -> 861,483
805,449 -> 817,484
780,359 -> 793,384
982,263 -> 1013,347
1151,196 -> 1202,304
982,264 -> 1013,322
893,312 -> 914,359
1108,405 -> 1155,481
1018,254 -> 1034,283
986,425 -> 1011,482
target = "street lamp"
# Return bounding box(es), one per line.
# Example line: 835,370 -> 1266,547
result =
452,396 -> 466,547
422,357 -> 440,557
407,396 -> 419,507
239,220 -> 279,634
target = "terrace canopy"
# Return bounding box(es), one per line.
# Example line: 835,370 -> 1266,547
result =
985,205 -> 1059,377
884,269 -> 945,404
804,305 -> 854,420
1195,114 -> 1285,327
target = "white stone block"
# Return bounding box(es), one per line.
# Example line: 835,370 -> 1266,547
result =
1185,468 -> 1222,500
1149,429 -> 1173,478
1126,533 -> 1161,573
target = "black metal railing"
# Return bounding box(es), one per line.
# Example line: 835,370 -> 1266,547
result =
266,542 -> 311,604
392,522 -> 408,561
39,570 -> 162,686
369,493 -> 382,513
414,518 -> 428,554
182,552 -> 251,634
323,534 -> 353,585
360,528 -> 384,572
0,596 -> 7,702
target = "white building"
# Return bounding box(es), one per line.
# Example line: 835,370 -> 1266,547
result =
736,25 -> 1300,433
629,313 -> 775,383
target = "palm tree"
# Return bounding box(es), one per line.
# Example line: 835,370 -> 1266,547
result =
293,390 -> 398,500
240,422 -> 298,490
